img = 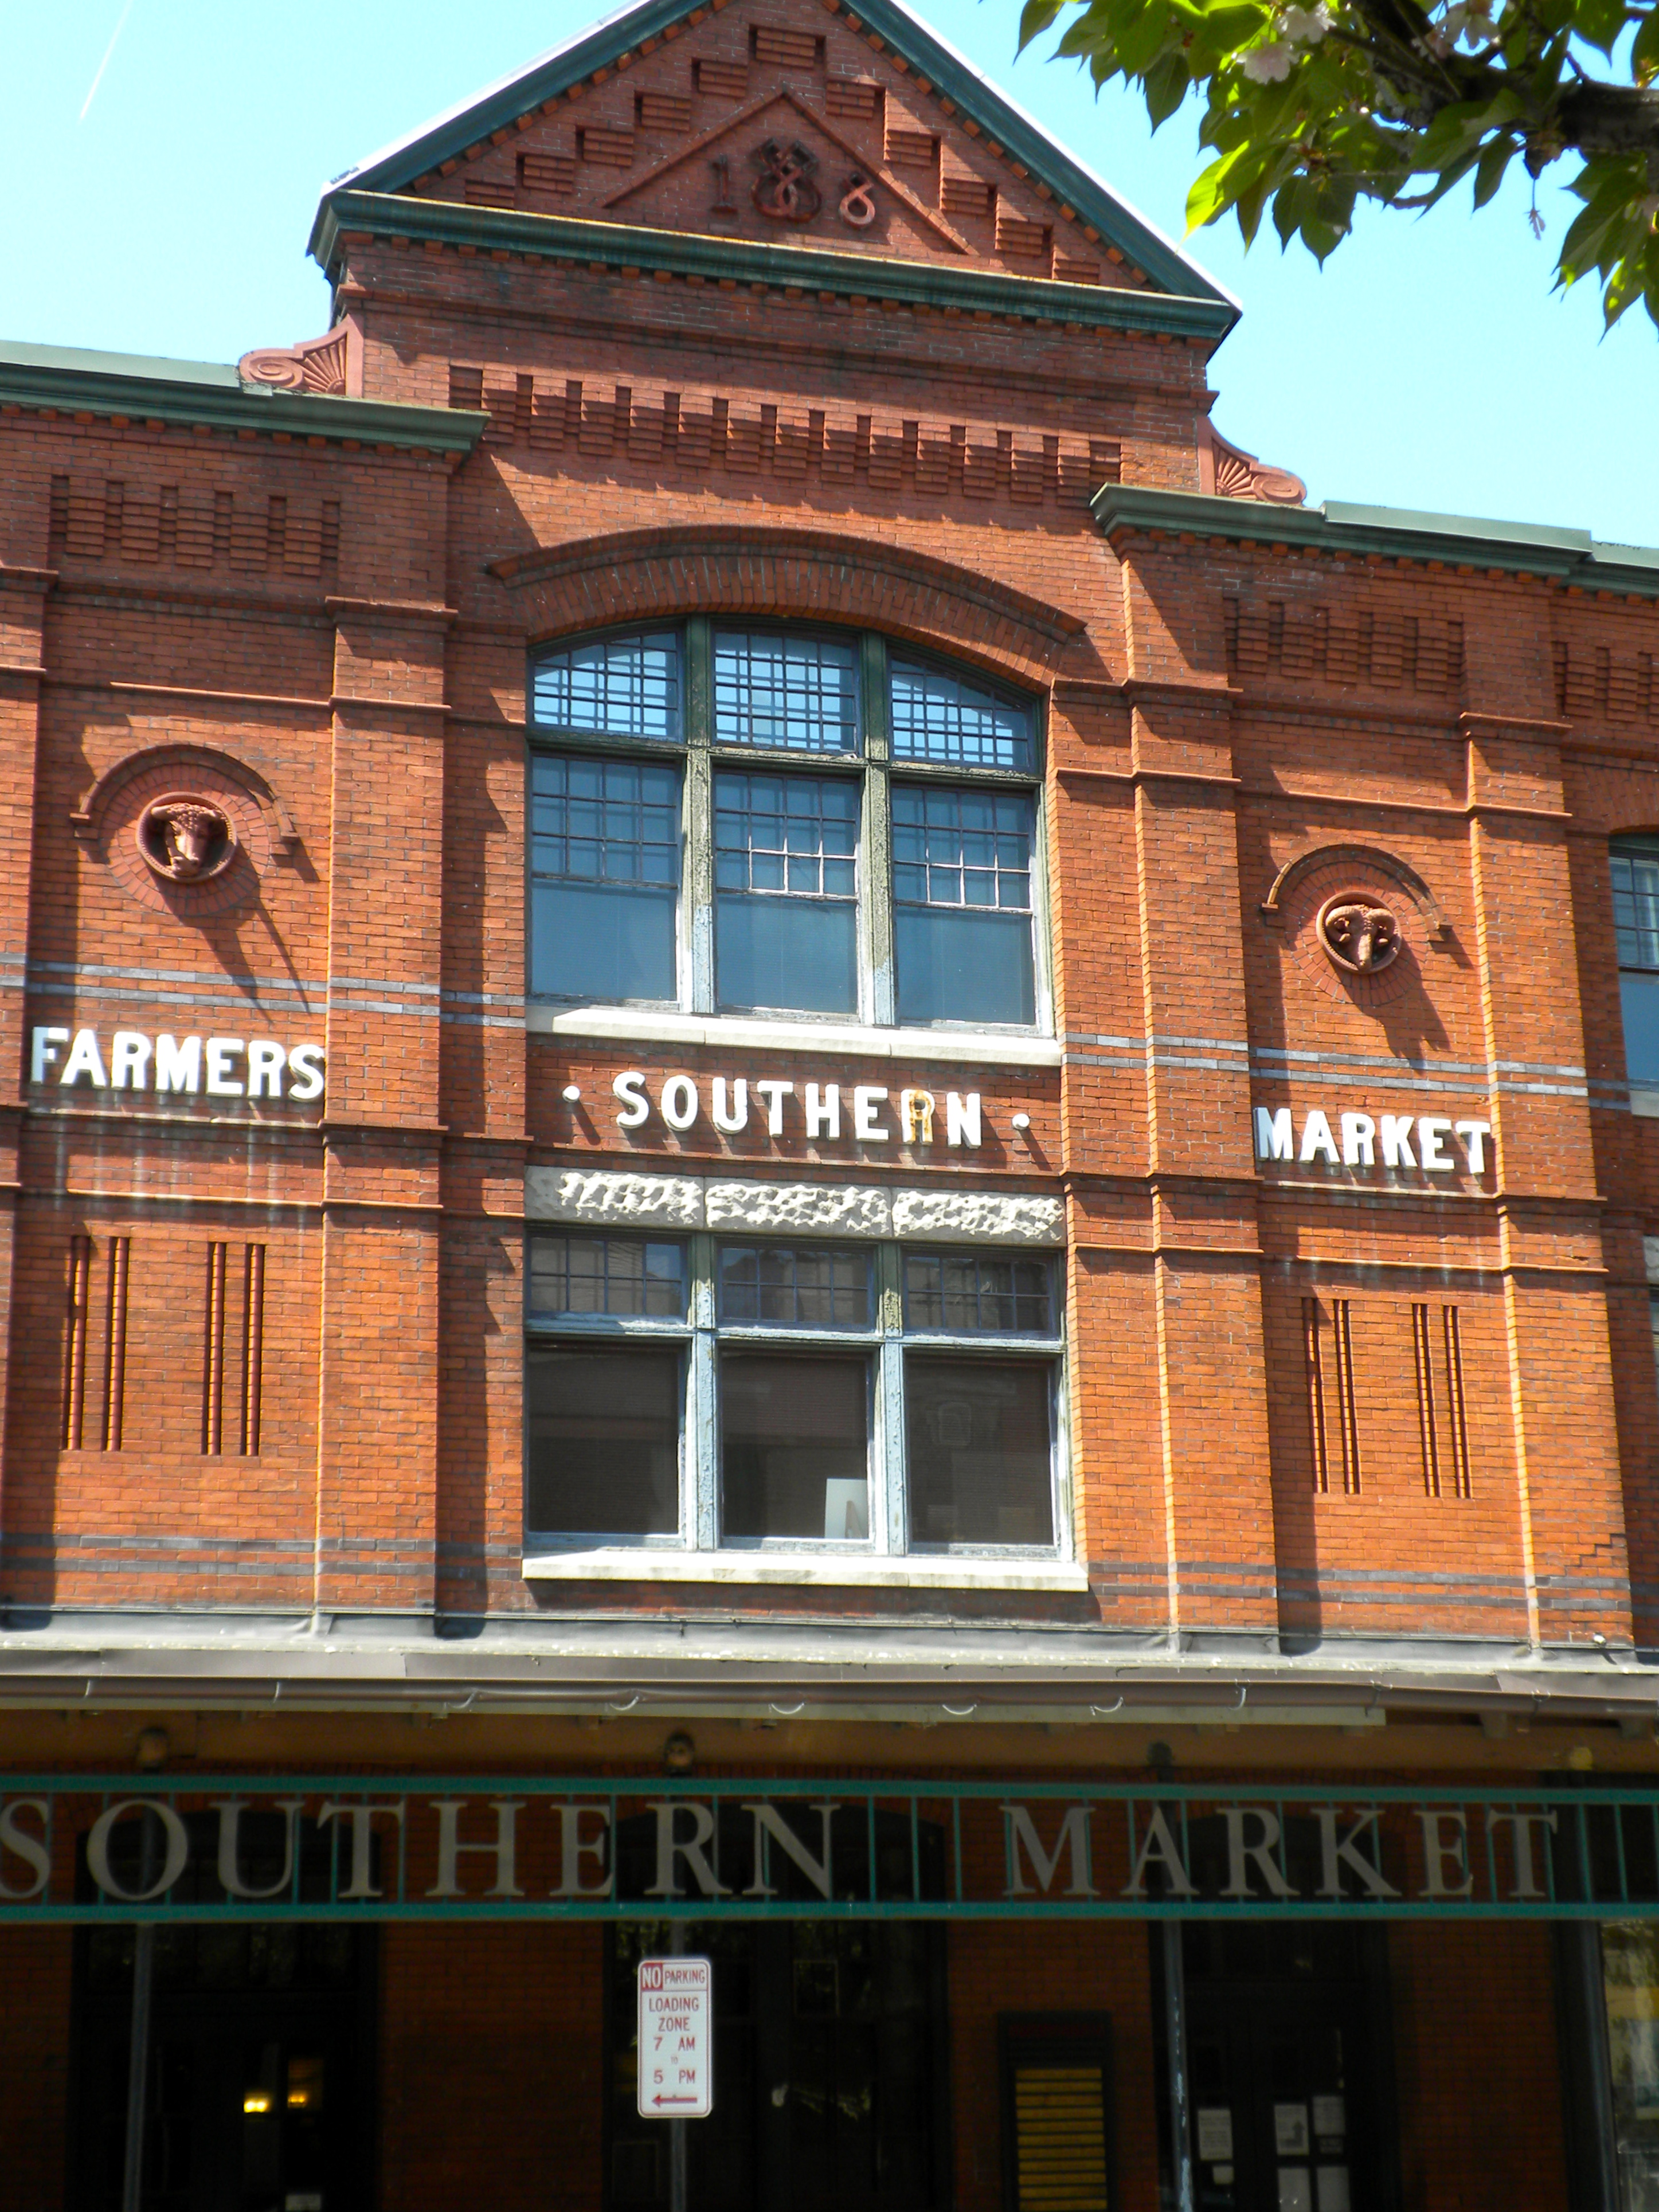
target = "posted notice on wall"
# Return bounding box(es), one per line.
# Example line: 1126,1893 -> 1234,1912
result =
637,1956 -> 713,2119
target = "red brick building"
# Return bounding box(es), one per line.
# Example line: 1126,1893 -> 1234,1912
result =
3,2 -> 1659,2207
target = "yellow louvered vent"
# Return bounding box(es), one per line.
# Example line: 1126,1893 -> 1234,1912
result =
1011,2064 -> 1110,2212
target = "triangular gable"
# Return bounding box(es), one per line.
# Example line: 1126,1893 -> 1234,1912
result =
598,86 -> 972,259
310,0 -> 1232,304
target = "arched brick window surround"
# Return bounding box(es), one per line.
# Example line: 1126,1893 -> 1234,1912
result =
487,525 -> 1089,690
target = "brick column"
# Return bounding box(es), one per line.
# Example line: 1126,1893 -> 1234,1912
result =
314,596 -> 452,1619
1463,713 -> 1630,1645
0,565 -> 49,1565
1068,535 -> 1277,1641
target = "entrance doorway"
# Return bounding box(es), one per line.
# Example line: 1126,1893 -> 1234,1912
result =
605,1921 -> 949,2212
1180,1923 -> 1398,2212
67,1810 -> 377,2212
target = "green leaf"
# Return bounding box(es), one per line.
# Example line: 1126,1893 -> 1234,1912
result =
1016,0 -> 1063,50
1633,5 -> 1659,83
1185,142 -> 1255,227
1571,0 -> 1631,57
1144,50 -> 1193,124
1472,135 -> 1517,207
1411,91 -> 1525,177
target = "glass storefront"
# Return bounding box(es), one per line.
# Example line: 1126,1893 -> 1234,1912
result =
1605,1924 -> 1659,2210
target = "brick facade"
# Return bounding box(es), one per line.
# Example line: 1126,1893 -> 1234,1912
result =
3,1 -> 1658,2206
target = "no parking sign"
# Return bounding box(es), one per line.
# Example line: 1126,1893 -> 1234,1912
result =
636,1956 -> 713,2118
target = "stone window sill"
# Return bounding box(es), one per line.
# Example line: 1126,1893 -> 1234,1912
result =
527,1005 -> 1062,1068
522,1550 -> 1088,1591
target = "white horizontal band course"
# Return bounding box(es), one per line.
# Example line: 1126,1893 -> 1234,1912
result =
524,1167 -> 1065,1245
522,1550 -> 1089,1590
528,1005 -> 1063,1068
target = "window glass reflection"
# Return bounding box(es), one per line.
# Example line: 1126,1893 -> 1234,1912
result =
531,755 -> 680,1001
721,1353 -> 870,1541
892,786 -> 1034,1026
905,1358 -> 1053,1547
719,1246 -> 872,1328
889,660 -> 1032,770
903,1252 -> 1052,1334
533,631 -> 680,738
714,632 -> 859,753
527,1342 -> 681,1534
715,772 -> 859,1013
530,1236 -> 686,1319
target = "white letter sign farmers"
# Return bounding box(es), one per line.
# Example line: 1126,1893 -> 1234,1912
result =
637,1955 -> 713,2118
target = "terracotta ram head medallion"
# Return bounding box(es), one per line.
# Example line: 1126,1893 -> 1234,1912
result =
1317,894 -> 1400,976
135,796 -> 238,885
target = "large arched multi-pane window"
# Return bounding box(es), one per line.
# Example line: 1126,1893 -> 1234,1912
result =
529,622 -> 1047,1031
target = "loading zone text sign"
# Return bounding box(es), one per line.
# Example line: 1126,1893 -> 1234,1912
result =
637,1956 -> 713,2118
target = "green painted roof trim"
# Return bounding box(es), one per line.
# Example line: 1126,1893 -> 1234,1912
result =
0,339 -> 487,454
308,0 -> 1233,319
313,190 -> 1235,340
1092,483 -> 1659,594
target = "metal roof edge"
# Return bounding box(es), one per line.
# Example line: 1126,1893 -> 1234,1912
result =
306,0 -> 1235,321
0,343 -> 487,453
313,191 -> 1235,339
1093,483 -> 1659,592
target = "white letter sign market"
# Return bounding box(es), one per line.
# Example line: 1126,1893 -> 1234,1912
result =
637,1955 -> 713,2118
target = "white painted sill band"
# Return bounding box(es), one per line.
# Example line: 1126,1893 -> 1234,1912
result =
528,1005 -> 1063,1068
522,1552 -> 1090,1591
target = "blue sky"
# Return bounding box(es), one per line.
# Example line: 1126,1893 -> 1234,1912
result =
5,0 -> 1653,544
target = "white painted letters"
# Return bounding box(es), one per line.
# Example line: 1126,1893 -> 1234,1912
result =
1254,1102 -> 1491,1180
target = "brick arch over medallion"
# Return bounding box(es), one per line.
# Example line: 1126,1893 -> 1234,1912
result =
71,745 -> 301,921
1261,841 -> 1454,1015
487,524 -> 1093,688
1259,843 -> 1451,941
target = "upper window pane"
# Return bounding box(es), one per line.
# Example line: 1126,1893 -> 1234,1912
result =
719,1246 -> 874,1329
892,787 -> 1032,912
714,771 -> 859,1015
1613,849 -> 1659,970
892,786 -> 1035,1027
530,1235 -> 686,1319
533,632 -> 680,739
904,1252 -> 1054,1336
714,632 -> 859,753
531,755 -> 680,1002
889,661 -> 1032,771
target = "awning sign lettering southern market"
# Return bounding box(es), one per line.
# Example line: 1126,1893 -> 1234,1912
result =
2,1778 -> 1658,1921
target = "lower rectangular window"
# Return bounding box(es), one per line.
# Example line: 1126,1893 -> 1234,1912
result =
905,1357 -> 1055,1548
526,1340 -> 681,1536
720,1351 -> 870,1540
525,1234 -> 1063,1561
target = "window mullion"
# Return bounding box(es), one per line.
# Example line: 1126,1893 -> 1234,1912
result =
685,617 -> 714,1014
861,633 -> 895,1028
875,1242 -> 905,1555
688,1231 -> 718,1548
